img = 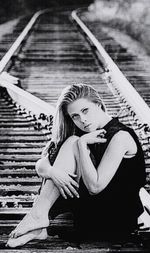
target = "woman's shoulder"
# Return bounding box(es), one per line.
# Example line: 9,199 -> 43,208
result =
108,130 -> 132,146
109,130 -> 138,157
111,129 -> 135,144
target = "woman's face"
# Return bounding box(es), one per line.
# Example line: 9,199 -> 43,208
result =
67,98 -> 105,132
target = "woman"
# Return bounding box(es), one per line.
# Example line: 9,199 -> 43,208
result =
7,83 -> 146,247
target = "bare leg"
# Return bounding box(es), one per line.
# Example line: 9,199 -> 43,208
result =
9,179 -> 59,239
8,136 -> 79,242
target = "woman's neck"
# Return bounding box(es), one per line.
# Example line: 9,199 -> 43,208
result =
99,114 -> 112,129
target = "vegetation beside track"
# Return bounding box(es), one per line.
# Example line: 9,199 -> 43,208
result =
0,0 -> 92,24
86,0 -> 150,55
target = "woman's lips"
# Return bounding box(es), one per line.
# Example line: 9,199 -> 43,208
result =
84,123 -> 91,129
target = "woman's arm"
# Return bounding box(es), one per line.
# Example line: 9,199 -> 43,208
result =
77,130 -> 137,195
36,136 -> 79,199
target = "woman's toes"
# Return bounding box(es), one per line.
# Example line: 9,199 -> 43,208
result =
6,228 -> 47,248
9,230 -> 16,238
10,230 -> 18,239
8,213 -> 49,238
6,237 -> 22,248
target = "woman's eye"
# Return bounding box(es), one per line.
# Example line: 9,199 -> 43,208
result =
83,108 -> 88,114
72,115 -> 79,120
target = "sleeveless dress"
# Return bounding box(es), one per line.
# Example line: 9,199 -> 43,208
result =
48,117 -> 146,240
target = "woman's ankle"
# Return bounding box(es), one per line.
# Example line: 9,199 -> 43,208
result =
29,208 -> 49,222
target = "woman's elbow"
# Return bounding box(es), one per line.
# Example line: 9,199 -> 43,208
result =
35,158 -> 45,177
88,184 -> 104,195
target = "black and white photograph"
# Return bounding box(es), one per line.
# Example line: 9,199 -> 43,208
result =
0,0 -> 150,252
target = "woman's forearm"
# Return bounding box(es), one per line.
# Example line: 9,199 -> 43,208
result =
77,139 -> 99,194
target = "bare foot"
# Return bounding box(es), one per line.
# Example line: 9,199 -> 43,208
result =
9,212 -> 49,239
6,228 -> 47,248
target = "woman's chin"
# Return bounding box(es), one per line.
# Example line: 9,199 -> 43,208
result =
89,126 -> 97,132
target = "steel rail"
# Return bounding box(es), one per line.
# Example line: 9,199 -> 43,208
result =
0,74 -> 55,117
0,9 -> 49,73
0,9 -> 55,118
71,9 -> 150,127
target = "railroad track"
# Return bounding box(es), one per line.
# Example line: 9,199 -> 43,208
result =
0,15 -> 32,61
77,9 -> 150,108
0,7 -> 150,251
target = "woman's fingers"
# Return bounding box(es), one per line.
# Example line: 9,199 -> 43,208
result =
59,185 -> 74,199
59,188 -> 67,199
80,129 -> 107,144
68,175 -> 79,188
96,137 -> 107,143
68,184 -> 79,198
95,130 -> 107,143
71,180 -> 79,188
53,171 -> 79,199
60,183 -> 79,199
96,129 -> 106,138
96,129 -> 106,134
63,183 -> 79,198
68,173 -> 79,187
68,173 -> 77,178
63,185 -> 74,198
64,174 -> 79,198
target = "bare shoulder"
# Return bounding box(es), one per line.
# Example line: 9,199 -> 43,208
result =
110,130 -> 137,155
66,135 -> 79,144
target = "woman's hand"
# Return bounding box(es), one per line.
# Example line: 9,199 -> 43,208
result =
50,169 -> 79,199
79,129 -> 107,145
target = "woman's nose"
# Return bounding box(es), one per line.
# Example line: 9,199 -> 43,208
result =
80,114 -> 87,123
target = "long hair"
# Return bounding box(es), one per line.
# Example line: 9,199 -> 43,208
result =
50,83 -> 106,148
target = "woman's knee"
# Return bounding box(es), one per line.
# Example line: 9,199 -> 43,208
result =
64,135 -> 79,145
35,159 -> 42,175
36,136 -> 79,176
60,135 -> 79,154
35,156 -> 49,177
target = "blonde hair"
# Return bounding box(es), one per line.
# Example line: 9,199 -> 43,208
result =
50,83 -> 106,147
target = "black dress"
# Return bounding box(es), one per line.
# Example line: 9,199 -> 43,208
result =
49,118 -> 146,241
